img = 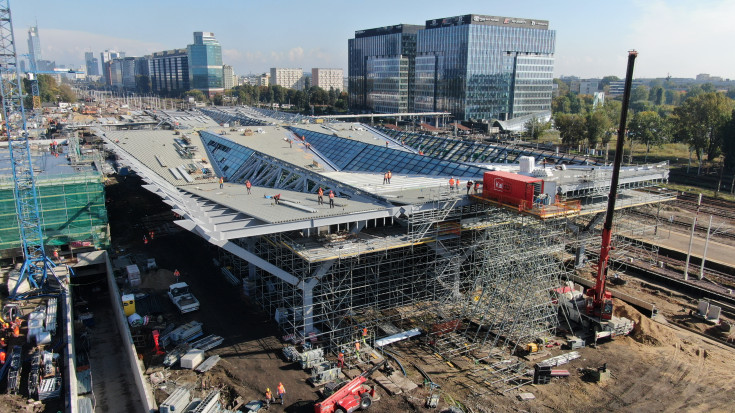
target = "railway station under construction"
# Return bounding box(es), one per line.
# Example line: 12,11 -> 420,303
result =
99,106 -> 674,389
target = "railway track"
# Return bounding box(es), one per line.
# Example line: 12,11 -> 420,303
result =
627,209 -> 735,242
677,193 -> 735,220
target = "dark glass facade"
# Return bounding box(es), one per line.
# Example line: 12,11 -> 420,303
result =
348,25 -> 421,112
150,49 -> 190,94
350,15 -> 555,121
187,32 -> 224,96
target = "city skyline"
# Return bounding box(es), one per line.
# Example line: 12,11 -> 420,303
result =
12,0 -> 735,80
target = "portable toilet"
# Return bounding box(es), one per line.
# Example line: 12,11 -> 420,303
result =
122,294 -> 136,316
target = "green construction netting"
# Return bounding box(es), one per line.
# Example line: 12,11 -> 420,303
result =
0,175 -> 109,252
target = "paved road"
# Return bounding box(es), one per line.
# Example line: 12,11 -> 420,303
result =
631,229 -> 735,267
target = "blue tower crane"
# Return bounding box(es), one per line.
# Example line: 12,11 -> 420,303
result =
0,0 -> 63,299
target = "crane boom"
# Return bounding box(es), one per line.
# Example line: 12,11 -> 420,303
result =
586,50 -> 638,319
0,0 -> 59,298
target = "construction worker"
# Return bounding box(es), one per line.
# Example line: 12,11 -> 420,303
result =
474,181 -> 480,194
383,172 -> 388,184
219,176 -> 224,189
274,194 -> 281,205
0,350 -> 5,365
143,235 -> 148,245
0,337 -> 6,349
246,180 -> 252,194
149,230 -> 155,240
337,352 -> 344,368
385,141 -> 389,148
466,180 -> 473,195
387,171 -> 392,184
355,341 -> 361,361
362,327 -> 368,344
53,249 -> 60,263
317,187 -> 324,205
449,177 -> 455,191
12,323 -> 19,338
265,388 -> 273,409
173,269 -> 181,278
328,190 -> 335,209
277,382 -> 285,405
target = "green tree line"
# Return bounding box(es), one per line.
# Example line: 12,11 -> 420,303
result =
545,81 -> 735,172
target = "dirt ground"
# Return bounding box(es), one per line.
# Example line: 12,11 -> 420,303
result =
99,176 -> 735,413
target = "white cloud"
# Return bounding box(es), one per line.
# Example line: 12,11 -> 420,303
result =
288,47 -> 304,62
38,28 -> 165,67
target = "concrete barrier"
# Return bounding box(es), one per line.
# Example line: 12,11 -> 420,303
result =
104,251 -> 157,412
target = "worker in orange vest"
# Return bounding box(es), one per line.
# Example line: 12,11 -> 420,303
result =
277,382 -> 286,405
12,323 -> 19,338
317,187 -> 324,205
0,337 -> 6,349
329,190 -> 335,209
53,249 -> 60,262
449,177 -> 455,190
474,181 -> 480,194
337,352 -> 344,368
274,194 -> 281,205
265,388 -> 273,408
362,327 -> 368,344
219,176 -> 224,189
383,172 -> 388,184
245,180 -> 252,194
173,269 -> 181,278
355,341 -> 361,360
0,350 -> 5,365
387,171 -> 392,184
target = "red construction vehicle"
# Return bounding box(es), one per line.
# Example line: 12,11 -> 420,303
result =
314,360 -> 385,413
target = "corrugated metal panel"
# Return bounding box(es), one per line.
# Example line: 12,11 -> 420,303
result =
76,369 -> 93,395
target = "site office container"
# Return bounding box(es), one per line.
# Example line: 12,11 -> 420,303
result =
482,171 -> 544,208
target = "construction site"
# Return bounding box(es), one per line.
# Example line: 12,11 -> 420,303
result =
0,67 -> 734,413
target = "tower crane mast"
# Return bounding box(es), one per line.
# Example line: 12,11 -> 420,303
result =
0,0 -> 60,298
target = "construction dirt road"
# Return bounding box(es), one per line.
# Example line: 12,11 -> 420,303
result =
96,176 -> 735,413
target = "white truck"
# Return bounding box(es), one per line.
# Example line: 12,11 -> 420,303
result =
168,282 -> 200,314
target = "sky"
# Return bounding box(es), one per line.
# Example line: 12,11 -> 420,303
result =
11,0 -> 735,80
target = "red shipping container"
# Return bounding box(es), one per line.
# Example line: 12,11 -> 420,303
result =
482,171 -> 543,207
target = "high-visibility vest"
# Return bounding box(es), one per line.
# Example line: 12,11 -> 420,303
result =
387,172 -> 392,179
318,188 -> 323,196
277,384 -> 285,394
449,179 -> 455,186
246,181 -> 252,188
329,191 -> 334,199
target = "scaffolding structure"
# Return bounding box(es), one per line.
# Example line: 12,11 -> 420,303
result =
0,171 -> 109,255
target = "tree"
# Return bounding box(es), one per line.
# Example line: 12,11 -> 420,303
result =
671,92 -> 734,167
721,110 -> 735,193
554,113 -> 586,148
631,85 -> 650,103
185,89 -> 206,102
585,110 -> 611,150
524,116 -> 551,140
628,111 -> 666,162
600,76 -> 620,90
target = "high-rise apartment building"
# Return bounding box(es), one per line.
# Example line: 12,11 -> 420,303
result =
270,68 -> 305,90
85,52 -> 100,76
311,68 -> 343,92
349,15 -> 556,121
187,32 -> 224,97
223,64 -> 236,90
149,49 -> 190,94
27,26 -> 41,70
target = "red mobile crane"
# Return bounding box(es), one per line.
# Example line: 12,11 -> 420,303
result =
585,51 -> 638,321
314,360 -> 385,413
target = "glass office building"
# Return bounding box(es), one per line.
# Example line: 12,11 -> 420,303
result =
150,49 -> 190,95
348,24 -> 422,112
351,15 -> 555,121
187,32 -> 224,97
